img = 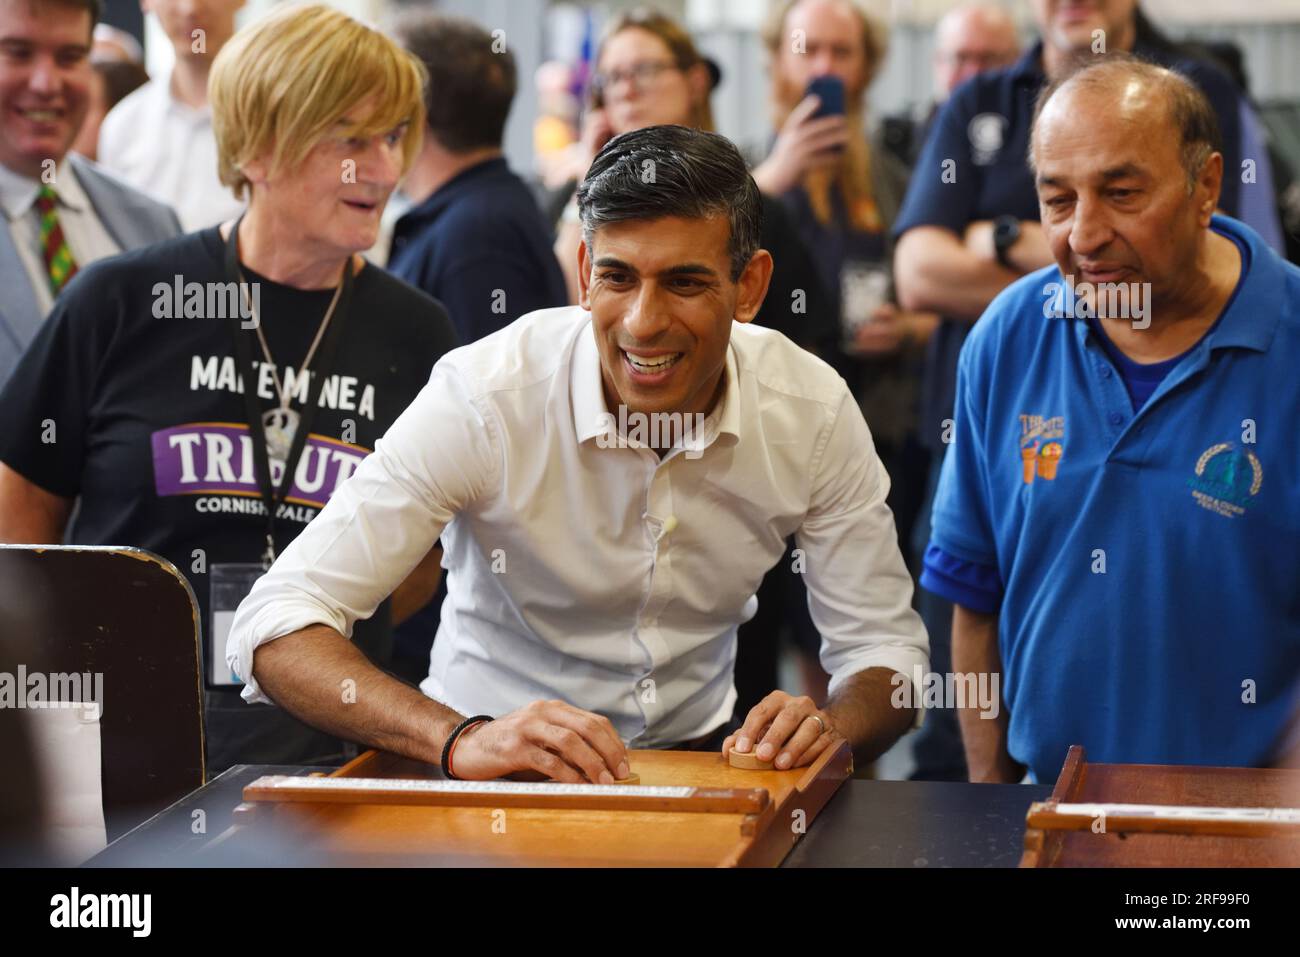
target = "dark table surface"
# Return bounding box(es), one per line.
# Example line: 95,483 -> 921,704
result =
88,765 -> 1052,867
784,778 -> 1052,867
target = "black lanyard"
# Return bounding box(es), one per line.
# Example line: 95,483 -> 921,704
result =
223,216 -> 355,567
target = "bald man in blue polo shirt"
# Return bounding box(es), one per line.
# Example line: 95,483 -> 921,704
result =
923,55 -> 1300,786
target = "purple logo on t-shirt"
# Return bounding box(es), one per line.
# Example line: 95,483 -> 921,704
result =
151,422 -> 369,509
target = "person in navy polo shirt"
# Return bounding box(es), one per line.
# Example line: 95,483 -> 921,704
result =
388,13 -> 566,345
923,56 -> 1300,786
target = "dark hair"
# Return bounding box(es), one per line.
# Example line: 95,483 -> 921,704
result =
95,58 -> 148,111
1029,53 -> 1222,194
393,12 -> 515,153
577,125 -> 763,282
30,0 -> 100,29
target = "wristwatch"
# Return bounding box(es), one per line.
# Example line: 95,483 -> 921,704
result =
992,215 -> 1021,269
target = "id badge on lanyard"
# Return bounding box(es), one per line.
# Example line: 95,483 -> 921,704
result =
210,217 -> 354,687
209,563 -> 266,687
840,261 -> 891,352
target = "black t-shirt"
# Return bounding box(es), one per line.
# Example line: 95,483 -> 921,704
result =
0,227 -> 457,769
755,194 -> 837,353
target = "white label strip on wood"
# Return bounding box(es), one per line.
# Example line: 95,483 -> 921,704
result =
1054,803 -> 1300,824
253,775 -> 695,798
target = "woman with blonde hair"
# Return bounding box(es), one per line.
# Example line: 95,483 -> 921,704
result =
552,8 -> 835,354
0,3 -> 457,772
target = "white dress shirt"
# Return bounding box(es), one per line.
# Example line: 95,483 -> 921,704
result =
0,159 -> 121,316
97,72 -> 245,232
228,306 -> 929,746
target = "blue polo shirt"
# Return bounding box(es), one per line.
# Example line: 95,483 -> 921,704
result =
893,38 -> 1251,453
922,215 -> 1300,784
388,156 -> 567,345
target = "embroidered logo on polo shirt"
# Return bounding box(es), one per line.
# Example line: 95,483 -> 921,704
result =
968,113 -> 1007,166
1188,442 -> 1262,518
1018,414 -> 1065,484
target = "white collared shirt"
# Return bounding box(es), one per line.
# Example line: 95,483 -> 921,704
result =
0,159 -> 121,317
228,306 -> 928,745
98,73 -> 245,232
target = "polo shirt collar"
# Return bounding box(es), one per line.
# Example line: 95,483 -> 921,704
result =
1010,40 -> 1046,82
399,155 -> 508,227
1201,215 -> 1286,353
571,317 -> 743,450
1014,36 -> 1174,86
0,158 -> 89,220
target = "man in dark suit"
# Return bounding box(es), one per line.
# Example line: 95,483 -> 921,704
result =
0,0 -> 180,386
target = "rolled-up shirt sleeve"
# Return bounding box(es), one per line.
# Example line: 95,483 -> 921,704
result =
227,361 -> 499,703
796,389 -> 930,722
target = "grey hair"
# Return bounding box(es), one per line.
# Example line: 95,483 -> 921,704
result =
1029,53 -> 1222,195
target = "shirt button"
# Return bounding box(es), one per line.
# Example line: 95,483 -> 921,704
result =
1100,366 -> 1113,379
1109,412 -> 1124,426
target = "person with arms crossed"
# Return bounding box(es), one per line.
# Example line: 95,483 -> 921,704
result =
228,125 -> 929,783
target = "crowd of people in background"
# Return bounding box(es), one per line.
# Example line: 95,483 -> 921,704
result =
0,0 -> 1296,785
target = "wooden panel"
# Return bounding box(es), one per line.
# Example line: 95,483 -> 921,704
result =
238,743 -> 853,866
0,545 -> 204,840
1021,746 -> 1300,867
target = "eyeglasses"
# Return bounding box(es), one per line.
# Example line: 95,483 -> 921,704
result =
591,60 -> 682,96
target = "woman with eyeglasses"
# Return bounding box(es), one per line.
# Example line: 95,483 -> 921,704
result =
552,9 -> 836,357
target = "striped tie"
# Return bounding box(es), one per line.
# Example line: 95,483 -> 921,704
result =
33,184 -> 79,297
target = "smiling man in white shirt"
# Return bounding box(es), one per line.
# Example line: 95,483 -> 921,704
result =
228,125 -> 928,784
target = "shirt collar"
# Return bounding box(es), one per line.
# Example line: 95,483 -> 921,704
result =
0,157 -> 89,219
1010,40 -> 1046,82
160,70 -> 210,120
1015,37 -> 1188,86
398,156 -> 508,229
1049,215 -> 1284,354
570,317 -> 743,450
1201,214 -> 1285,353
